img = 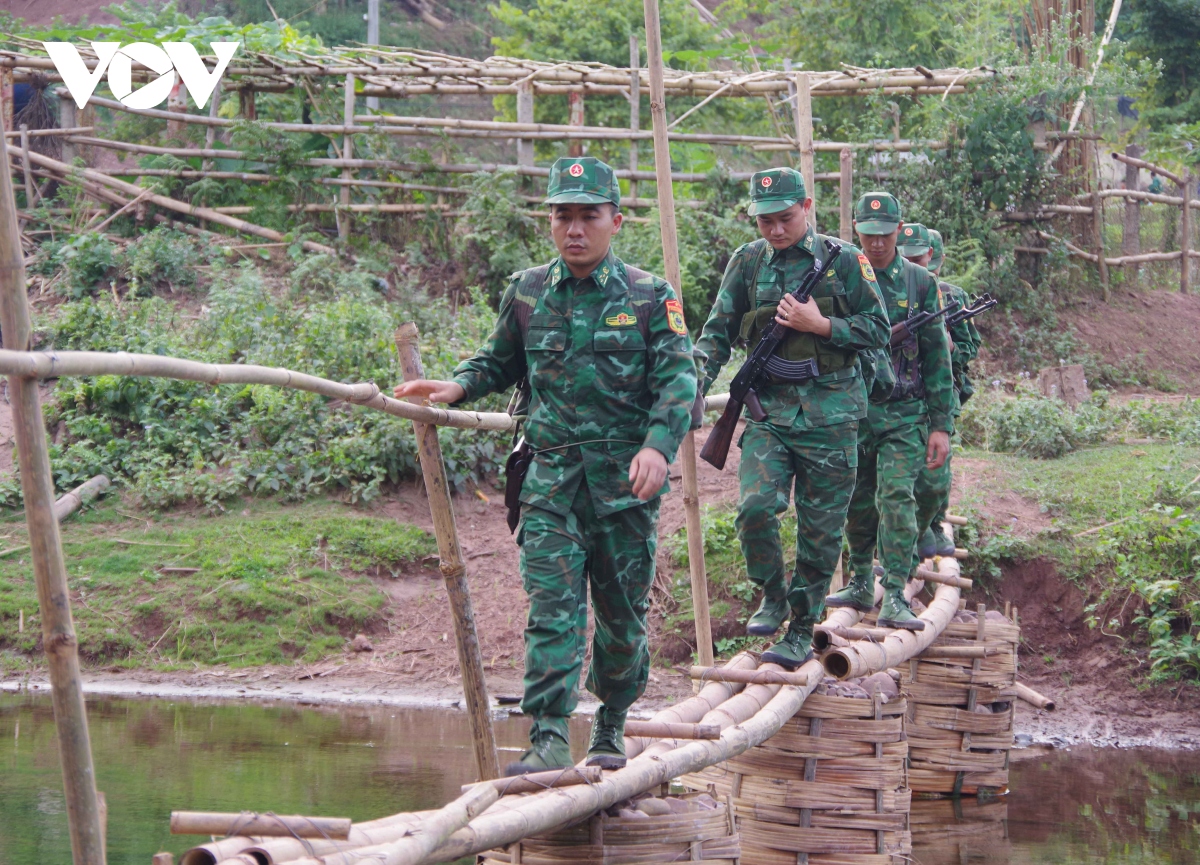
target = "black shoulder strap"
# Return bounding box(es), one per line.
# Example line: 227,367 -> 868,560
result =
901,260 -> 928,320
512,263 -> 554,341
619,262 -> 658,341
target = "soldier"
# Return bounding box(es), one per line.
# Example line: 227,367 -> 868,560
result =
905,227 -> 981,558
828,195 -> 953,630
393,157 -> 697,774
694,167 -> 890,670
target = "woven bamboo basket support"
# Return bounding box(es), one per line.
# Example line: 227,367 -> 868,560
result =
908,797 -> 1010,864
901,603 -> 1021,796
477,790 -> 739,865
682,691 -> 911,865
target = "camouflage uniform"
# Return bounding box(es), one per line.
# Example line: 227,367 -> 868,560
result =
845,203 -> 954,602
695,169 -> 890,648
451,159 -> 696,747
912,229 -> 981,552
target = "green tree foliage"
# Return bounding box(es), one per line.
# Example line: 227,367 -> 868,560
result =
1109,0 -> 1200,127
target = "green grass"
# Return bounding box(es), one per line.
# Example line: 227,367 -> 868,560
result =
961,443 -> 1200,532
0,499 -> 435,670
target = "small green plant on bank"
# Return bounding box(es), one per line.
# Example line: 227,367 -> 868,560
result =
0,501 -> 435,668
958,443 -> 1200,682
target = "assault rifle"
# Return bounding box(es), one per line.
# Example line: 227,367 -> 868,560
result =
699,239 -> 842,470
889,301 -> 958,348
945,292 -> 997,329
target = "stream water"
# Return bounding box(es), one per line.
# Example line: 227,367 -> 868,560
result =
1,692 -> 1198,865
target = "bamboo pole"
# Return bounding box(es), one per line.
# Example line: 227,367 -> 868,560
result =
1093,187 -> 1109,301
170,813 -> 352,839
914,565 -> 973,589
0,348 -> 519,431
53,475 -> 110,522
0,105 -> 107,865
1181,169 -> 1191,294
644,0 -> 713,670
794,71 -> 815,223
343,782 -> 498,865
2,126 -> 94,139
338,74 -> 354,243
1110,150 -> 1183,187
1010,681 -> 1056,711
18,124 -> 33,205
181,810 -> 441,865
838,147 -> 852,241
14,146 -> 336,254
394,323 -> 499,781
623,720 -> 721,739
1123,144 -> 1140,287
628,34 -> 640,204
687,666 -> 810,686
515,81 -> 534,167
463,767 -> 602,796
944,514 -> 968,526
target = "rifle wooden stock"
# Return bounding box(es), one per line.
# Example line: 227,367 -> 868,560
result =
699,398 -> 742,469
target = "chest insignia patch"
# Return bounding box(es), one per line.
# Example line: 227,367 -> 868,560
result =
665,299 -> 688,335
605,311 -> 637,327
897,299 -> 909,308
857,253 -> 876,282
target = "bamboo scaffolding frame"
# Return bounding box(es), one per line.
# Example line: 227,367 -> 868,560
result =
170,814 -> 352,839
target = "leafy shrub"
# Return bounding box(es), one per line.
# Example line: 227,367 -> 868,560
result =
959,386 -> 1121,458
51,234 -> 122,298
22,260 -> 511,511
1082,505 -> 1200,682
125,227 -> 210,294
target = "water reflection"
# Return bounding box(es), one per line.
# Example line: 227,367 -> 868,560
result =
1,693 -> 1197,865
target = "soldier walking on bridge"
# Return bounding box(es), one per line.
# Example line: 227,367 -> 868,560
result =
905,226 -> 981,560
829,196 -> 954,630
394,157 -> 697,775
694,167 -> 890,670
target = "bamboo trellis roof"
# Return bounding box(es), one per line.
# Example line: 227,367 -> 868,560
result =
1,38 -> 996,98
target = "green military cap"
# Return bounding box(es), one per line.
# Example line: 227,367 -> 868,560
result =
898,223 -> 932,258
545,156 -> 621,207
928,229 -> 945,272
853,191 -> 902,235
747,167 -> 807,216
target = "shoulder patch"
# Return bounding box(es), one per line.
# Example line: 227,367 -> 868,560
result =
665,299 -> 688,335
857,253 -> 877,283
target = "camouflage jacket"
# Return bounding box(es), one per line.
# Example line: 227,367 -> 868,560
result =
452,249 -> 697,518
870,255 -> 954,433
695,226 -> 890,430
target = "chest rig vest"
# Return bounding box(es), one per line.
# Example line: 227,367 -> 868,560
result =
889,261 -> 932,402
737,236 -> 858,378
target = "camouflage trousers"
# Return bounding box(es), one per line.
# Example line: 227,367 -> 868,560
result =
846,417 -> 927,590
517,481 -> 659,721
914,447 -> 952,543
736,420 -> 859,625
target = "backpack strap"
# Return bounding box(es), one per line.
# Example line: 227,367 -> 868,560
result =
511,263 -> 554,341
619,262 -> 658,341
902,260 -> 929,321
740,238 -> 772,310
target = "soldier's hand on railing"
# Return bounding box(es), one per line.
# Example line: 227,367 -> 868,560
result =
393,379 -> 466,404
